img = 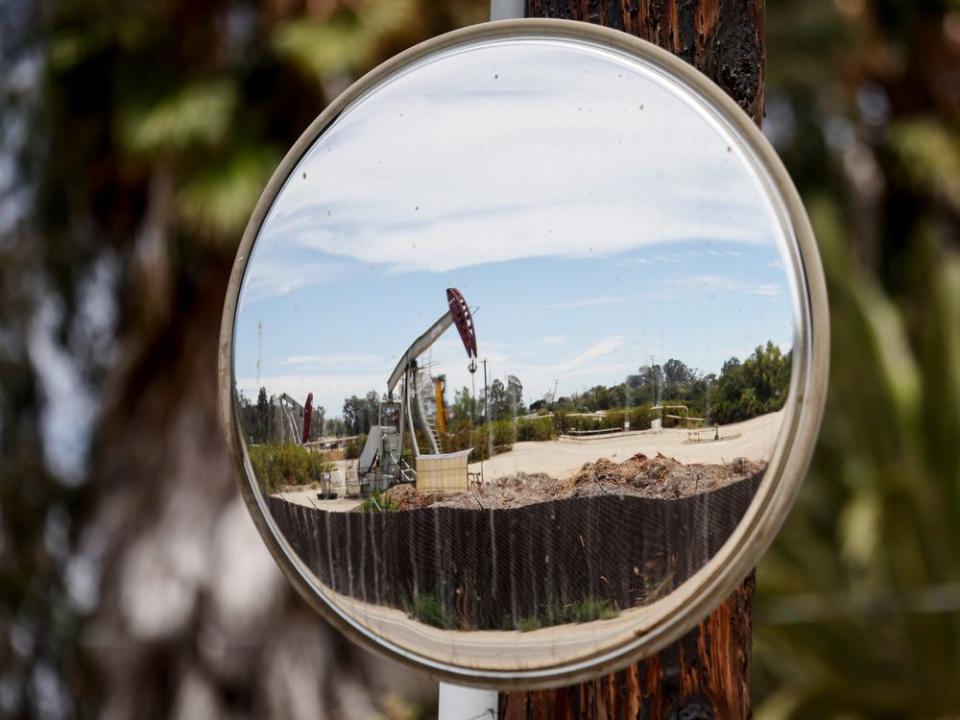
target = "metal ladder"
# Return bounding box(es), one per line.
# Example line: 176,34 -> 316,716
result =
396,455 -> 417,485
424,417 -> 443,454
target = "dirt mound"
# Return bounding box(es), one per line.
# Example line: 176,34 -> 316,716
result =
566,452 -> 763,500
380,455 -> 764,511
382,483 -> 438,510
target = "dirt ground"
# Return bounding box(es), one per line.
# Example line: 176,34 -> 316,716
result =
467,410 -> 781,483
275,411 -> 778,511
383,453 -> 765,511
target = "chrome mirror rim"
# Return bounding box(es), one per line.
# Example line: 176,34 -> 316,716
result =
218,17 -> 829,689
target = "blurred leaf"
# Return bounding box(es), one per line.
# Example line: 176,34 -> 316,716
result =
120,79 -> 237,155
888,119 -> 960,210
272,0 -> 417,81
176,144 -> 282,240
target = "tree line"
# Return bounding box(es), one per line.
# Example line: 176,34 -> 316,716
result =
240,341 -> 790,443
237,388 -> 328,445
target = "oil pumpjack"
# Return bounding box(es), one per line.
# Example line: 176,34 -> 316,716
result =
357,288 -> 477,493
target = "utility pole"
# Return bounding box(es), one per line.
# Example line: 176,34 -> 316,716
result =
500,1 -> 765,717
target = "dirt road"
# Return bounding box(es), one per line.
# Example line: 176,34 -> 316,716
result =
468,411 -> 782,482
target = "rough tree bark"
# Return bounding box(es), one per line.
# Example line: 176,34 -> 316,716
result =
500,2 -> 764,718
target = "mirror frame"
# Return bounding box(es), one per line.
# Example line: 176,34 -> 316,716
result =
218,18 -> 829,689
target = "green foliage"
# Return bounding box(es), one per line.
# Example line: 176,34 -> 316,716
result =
552,406 -> 653,434
516,615 -> 544,632
342,392 -> 381,435
491,418 -> 516,450
177,145 -> 282,238
751,3 -> 960,715
248,443 -> 328,494
272,0 -> 417,82
344,433 -> 366,460
449,386 -> 480,425
120,79 -> 237,155
484,375 -> 525,421
709,342 -> 791,425
360,489 -> 400,513
511,598 -> 620,631
555,597 -> 620,624
515,416 -> 555,442
402,592 -> 456,630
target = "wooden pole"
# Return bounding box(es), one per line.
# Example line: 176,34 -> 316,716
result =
500,1 -> 765,717
525,0 -> 764,124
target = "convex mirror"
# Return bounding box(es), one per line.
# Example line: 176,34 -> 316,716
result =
219,19 -> 828,689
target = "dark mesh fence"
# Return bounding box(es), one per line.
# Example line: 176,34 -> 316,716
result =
267,472 -> 762,630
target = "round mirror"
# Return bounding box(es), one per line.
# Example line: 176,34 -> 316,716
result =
219,19 -> 828,688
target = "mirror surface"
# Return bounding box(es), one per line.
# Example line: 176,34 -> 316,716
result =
229,32 -> 804,677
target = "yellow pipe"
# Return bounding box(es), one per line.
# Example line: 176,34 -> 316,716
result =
434,377 -> 446,434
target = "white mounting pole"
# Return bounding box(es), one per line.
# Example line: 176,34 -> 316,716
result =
438,683 -> 499,720
490,0 -> 525,21
434,4 -> 525,717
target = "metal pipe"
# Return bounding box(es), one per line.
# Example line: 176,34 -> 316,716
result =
404,372 -> 420,457
386,310 -> 453,396
413,367 -> 440,455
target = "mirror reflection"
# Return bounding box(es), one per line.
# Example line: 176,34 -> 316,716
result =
232,35 -> 796,668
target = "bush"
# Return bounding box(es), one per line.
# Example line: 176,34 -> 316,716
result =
627,405 -> 653,430
555,597 -> 619,624
345,433 -> 366,460
360,489 -> 400,513
491,418 -> 515,450
602,409 -> 625,430
248,443 -> 329,493
402,592 -> 456,629
552,411 -> 573,433
516,416 -> 555,441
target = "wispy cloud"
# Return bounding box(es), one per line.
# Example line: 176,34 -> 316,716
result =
512,336 -> 627,377
541,295 -> 622,310
279,352 -> 380,368
542,335 -> 566,345
241,256 -> 345,303
672,274 -> 782,296
248,43 -> 776,284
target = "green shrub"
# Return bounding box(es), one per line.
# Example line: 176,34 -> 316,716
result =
552,411 -> 573,433
516,416 -> 555,441
555,597 -> 619,624
248,443 -> 329,494
516,615 -> 544,632
627,405 -> 653,430
602,409 -> 625,430
345,433 -> 366,460
360,489 -> 400,513
402,592 -> 456,629
491,418 -> 515,450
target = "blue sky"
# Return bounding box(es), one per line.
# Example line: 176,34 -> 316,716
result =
233,38 -> 797,417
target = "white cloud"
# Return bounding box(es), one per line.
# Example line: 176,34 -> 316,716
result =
278,352 -> 380,368
542,335 -> 566,345
244,40 -> 782,293
671,274 -> 783,297
541,295 -> 622,310
241,255 -> 345,303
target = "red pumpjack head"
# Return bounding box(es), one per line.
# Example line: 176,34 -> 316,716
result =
302,392 -> 314,444
446,288 -> 478,368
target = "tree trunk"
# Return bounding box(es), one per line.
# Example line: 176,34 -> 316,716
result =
526,0 -> 764,124
500,1 -> 764,717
